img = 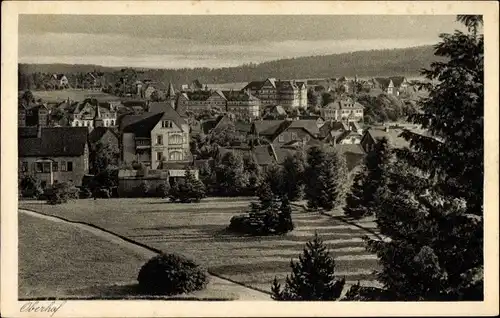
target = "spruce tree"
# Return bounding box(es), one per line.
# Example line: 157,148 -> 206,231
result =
215,152 -> 249,196
358,15 -> 484,301
343,137 -> 392,219
282,150 -> 306,201
305,146 -> 347,211
271,233 -> 345,300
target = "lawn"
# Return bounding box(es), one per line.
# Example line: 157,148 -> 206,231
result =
31,89 -> 120,103
18,212 -> 245,300
20,198 -> 381,294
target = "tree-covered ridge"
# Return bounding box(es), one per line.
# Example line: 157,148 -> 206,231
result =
19,45 -> 439,89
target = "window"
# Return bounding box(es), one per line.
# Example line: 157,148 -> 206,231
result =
278,134 -> 285,142
21,161 -> 28,172
169,151 -> 182,161
169,134 -> 183,145
291,132 -> 298,140
162,120 -> 173,128
67,161 -> 73,172
156,151 -> 163,161
52,162 -> 59,172
35,162 -> 43,173
61,161 -> 67,171
156,135 -> 163,145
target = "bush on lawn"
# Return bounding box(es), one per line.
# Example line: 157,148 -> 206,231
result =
156,181 -> 170,198
228,196 -> 294,235
46,182 -> 79,205
169,171 -> 206,203
137,181 -> 150,197
19,175 -> 43,198
79,187 -> 93,199
137,253 -> 208,295
95,187 -> 112,198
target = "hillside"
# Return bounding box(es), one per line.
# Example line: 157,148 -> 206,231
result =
19,45 -> 441,86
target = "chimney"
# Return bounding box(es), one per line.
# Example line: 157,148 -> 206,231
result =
37,125 -> 42,138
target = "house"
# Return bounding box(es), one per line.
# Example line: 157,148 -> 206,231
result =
88,126 -> 119,151
251,119 -> 321,148
335,144 -> 366,171
371,76 -> 410,96
360,126 -> 421,152
120,106 -> 191,169
18,127 -> 90,187
320,120 -> 364,145
223,90 -> 260,118
243,78 -> 307,109
50,74 -> 69,89
117,166 -> 199,197
321,97 -> 364,122
176,91 -> 220,114
68,98 -> 118,130
263,105 -> 287,119
218,145 -> 278,168
18,103 -> 49,127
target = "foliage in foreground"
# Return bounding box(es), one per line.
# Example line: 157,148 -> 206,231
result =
46,182 -> 79,205
137,253 -> 208,295
346,15 -> 484,301
271,233 -> 345,300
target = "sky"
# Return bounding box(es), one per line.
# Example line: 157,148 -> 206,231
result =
18,15 -> 464,69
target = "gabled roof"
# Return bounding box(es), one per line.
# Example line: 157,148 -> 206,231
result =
19,127 -> 88,157
253,120 -> 287,136
234,121 -> 252,134
287,120 -> 320,137
372,77 -> 392,88
389,76 -> 407,87
243,78 -> 276,91
222,90 -> 259,102
88,127 -> 118,145
324,99 -> 364,110
219,145 -> 276,166
319,120 -> 349,138
121,107 -> 187,137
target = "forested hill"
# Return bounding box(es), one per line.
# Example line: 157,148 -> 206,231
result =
19,45 -> 440,84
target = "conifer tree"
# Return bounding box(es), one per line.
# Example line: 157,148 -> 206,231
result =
271,233 -> 345,300
305,146 -> 347,211
343,137 -> 392,219
215,152 -> 248,196
357,15 -> 484,301
282,150 -> 306,201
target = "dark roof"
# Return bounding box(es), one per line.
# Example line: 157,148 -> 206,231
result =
234,121 -> 252,133
373,77 -> 391,88
19,127 -> 88,157
253,120 -> 286,135
222,90 -> 259,102
121,107 -> 187,137
243,81 -> 265,91
287,120 -> 321,137
389,76 -> 407,87
148,101 -> 175,114
219,145 -> 276,166
88,127 -> 118,145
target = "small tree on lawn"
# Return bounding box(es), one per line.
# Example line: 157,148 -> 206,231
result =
282,150 -> 306,201
343,137 -> 393,219
46,182 -> 79,205
304,146 -> 347,211
271,233 -> 345,300
170,170 -> 206,203
156,180 -> 170,198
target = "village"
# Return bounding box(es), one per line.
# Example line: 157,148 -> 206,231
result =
14,13 -> 485,305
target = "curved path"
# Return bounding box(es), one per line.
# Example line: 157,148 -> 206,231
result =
20,209 -> 271,301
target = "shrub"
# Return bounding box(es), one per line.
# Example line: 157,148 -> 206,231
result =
46,182 -> 79,205
137,253 -> 209,295
79,187 -> 93,199
228,197 -> 294,236
156,181 -> 170,198
96,188 -> 111,198
169,171 -> 206,203
137,181 -> 150,197
19,175 -> 43,198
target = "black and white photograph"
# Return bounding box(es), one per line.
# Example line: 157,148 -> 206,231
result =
1,1 -> 498,317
